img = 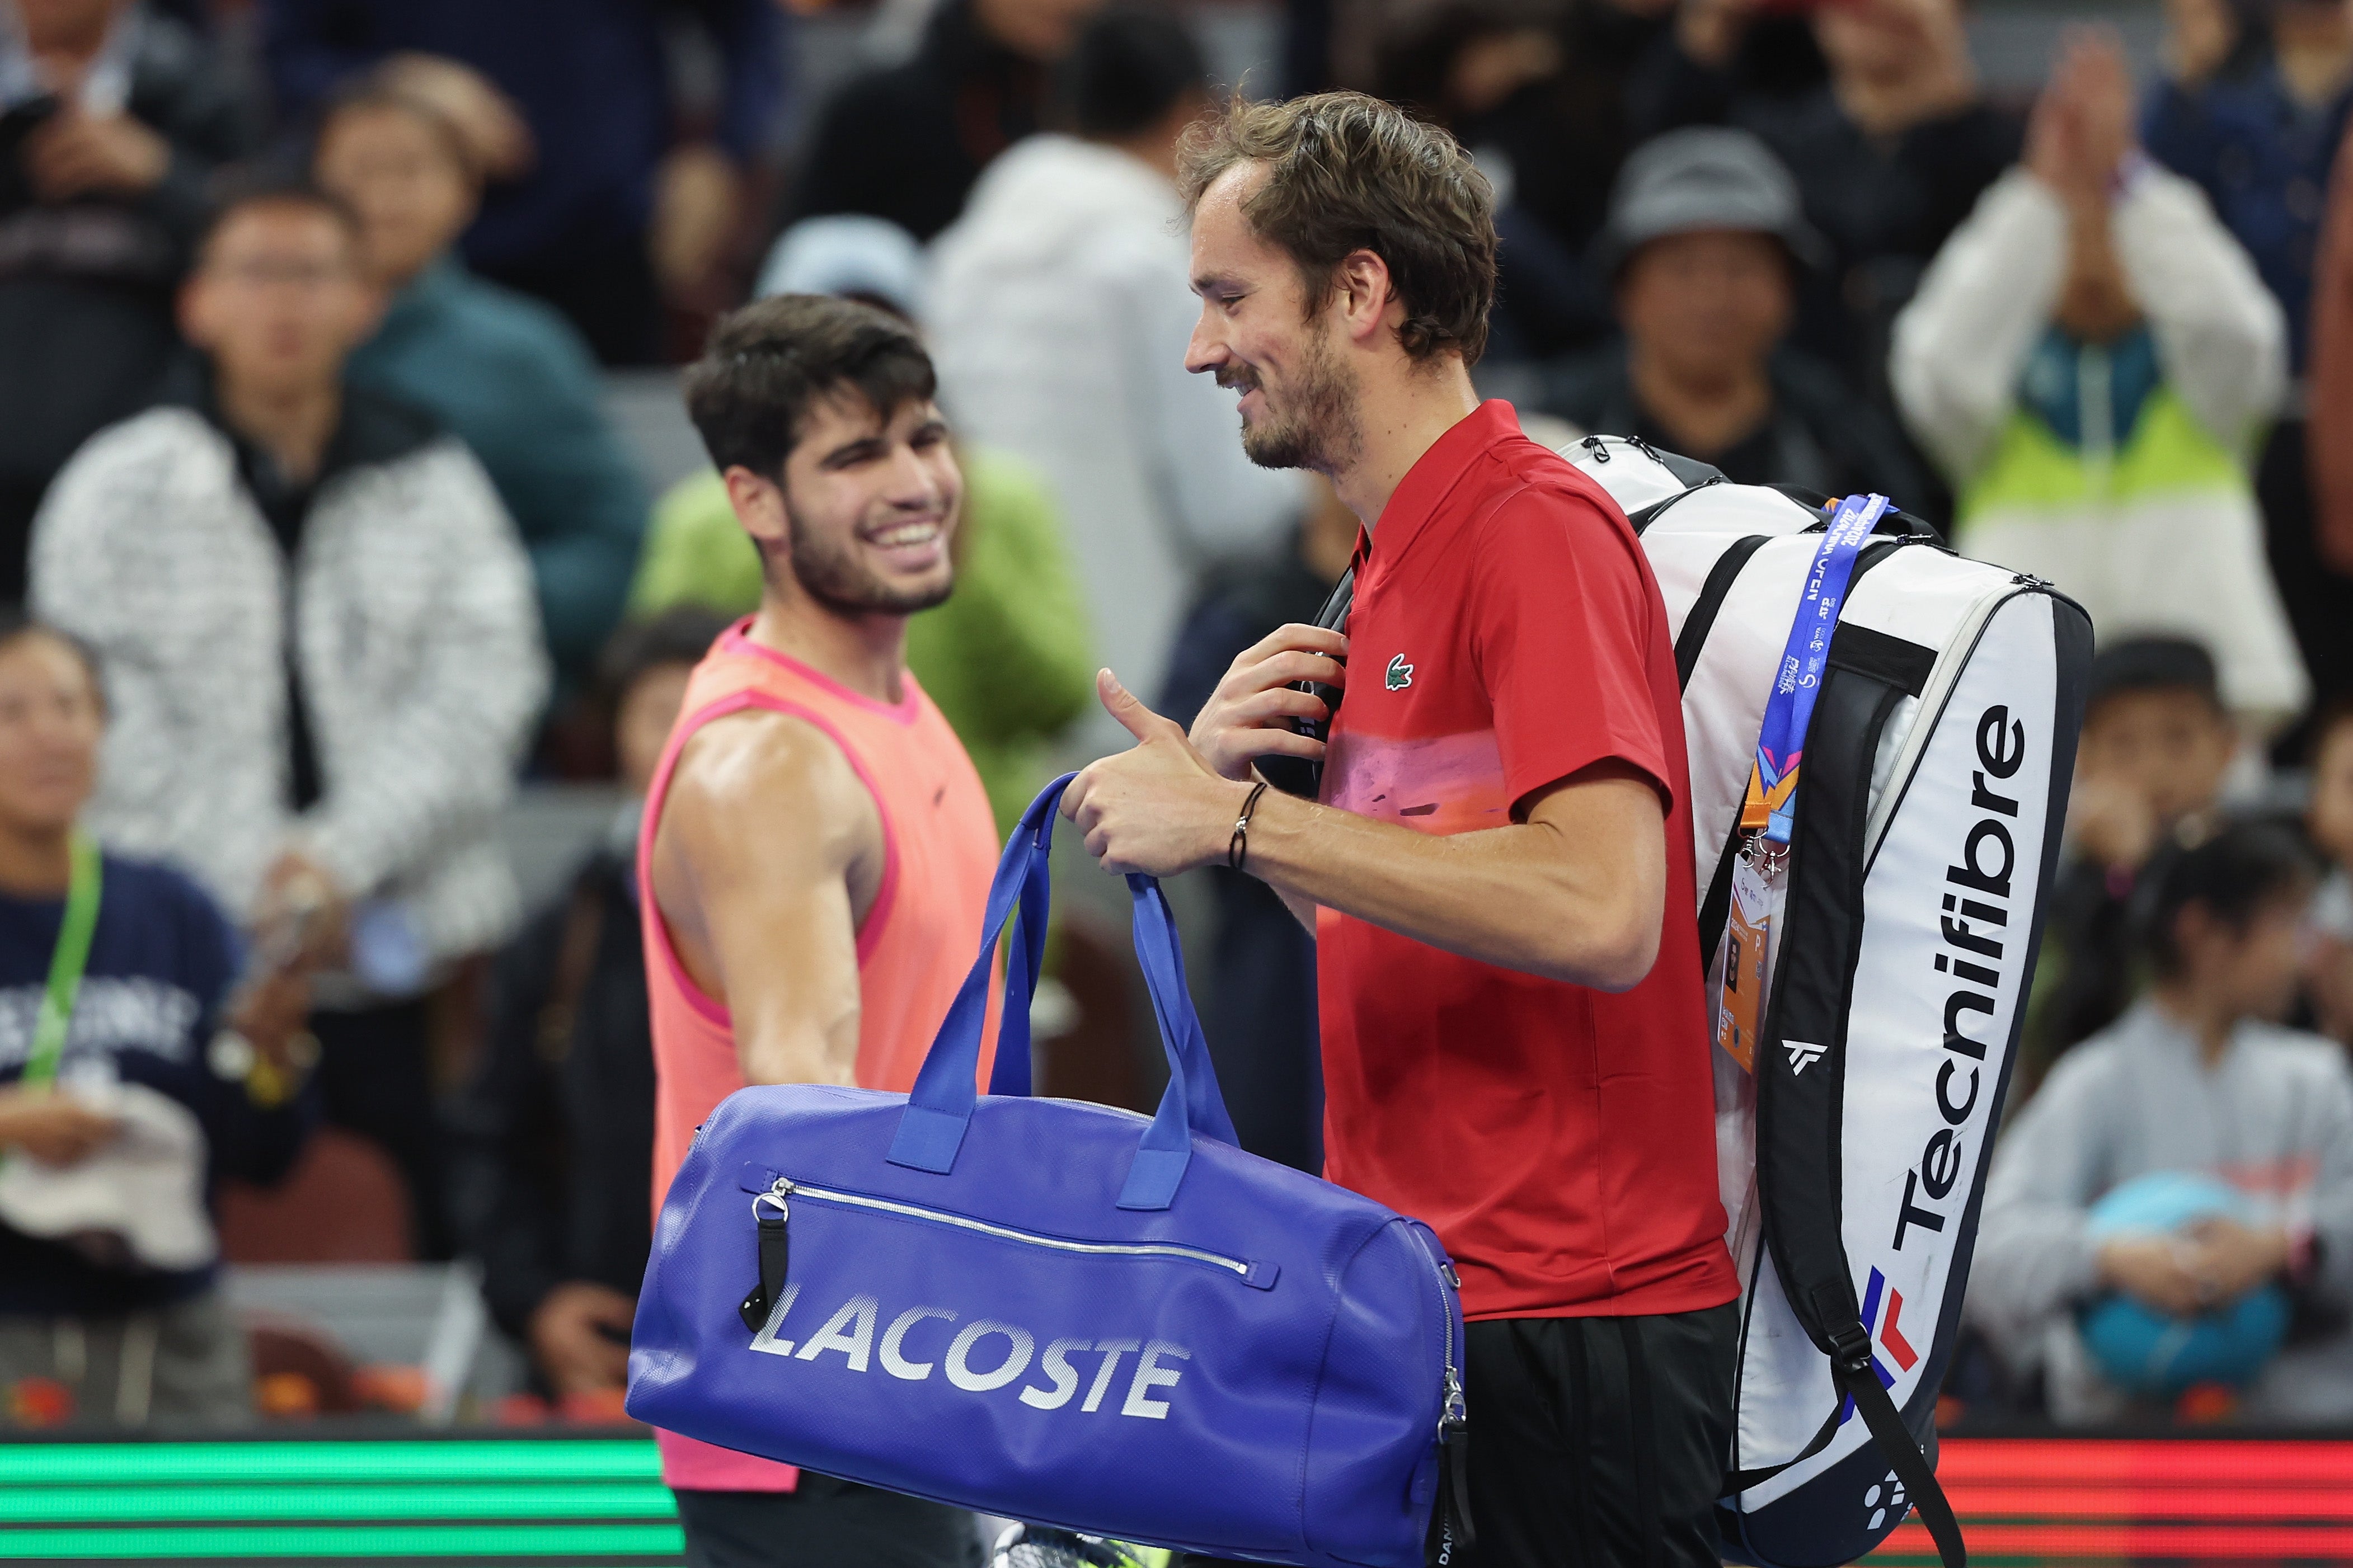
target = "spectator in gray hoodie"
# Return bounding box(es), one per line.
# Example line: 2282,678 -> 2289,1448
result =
1971,818 -> 2353,1424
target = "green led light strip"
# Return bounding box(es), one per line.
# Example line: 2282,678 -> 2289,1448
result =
0,1442 -> 660,1485
0,1482 -> 678,1524
0,1524 -> 683,1560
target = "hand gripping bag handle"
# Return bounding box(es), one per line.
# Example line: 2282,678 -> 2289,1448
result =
887,774 -> 1237,1208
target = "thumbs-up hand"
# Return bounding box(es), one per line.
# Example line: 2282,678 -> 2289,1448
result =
1062,670 -> 1256,877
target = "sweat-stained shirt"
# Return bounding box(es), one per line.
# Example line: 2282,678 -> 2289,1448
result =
1315,400 -> 1738,1321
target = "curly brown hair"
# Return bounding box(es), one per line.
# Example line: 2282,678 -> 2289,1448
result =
1176,91 -> 1498,366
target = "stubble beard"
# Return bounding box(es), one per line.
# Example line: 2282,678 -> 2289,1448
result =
776,498 -> 955,619
1233,322 -> 1363,474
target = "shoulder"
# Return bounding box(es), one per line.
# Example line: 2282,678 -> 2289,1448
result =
2238,1023 -> 2353,1092
664,704 -> 876,860
2032,1028 -> 2143,1105
1471,441 -> 1641,560
436,272 -> 602,376
71,406 -> 221,472
97,853 -> 239,962
45,408 -> 224,512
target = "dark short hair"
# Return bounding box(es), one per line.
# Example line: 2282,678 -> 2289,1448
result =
1055,4 -> 1207,140
2138,816 -> 2314,976
195,176 -> 364,267
682,295 -> 938,482
2086,635 -> 2223,717
595,606 -> 734,709
1176,91 -> 1497,365
0,610 -> 105,712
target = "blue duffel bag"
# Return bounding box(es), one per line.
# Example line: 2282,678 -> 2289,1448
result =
626,775 -> 1469,1568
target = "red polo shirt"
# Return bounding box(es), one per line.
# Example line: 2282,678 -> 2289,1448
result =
1316,401 -> 1736,1321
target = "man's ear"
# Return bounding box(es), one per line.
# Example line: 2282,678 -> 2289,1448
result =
1332,247 -> 1400,349
724,466 -> 790,554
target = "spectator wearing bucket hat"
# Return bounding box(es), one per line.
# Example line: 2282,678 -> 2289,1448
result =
1538,126 -> 1928,504
1628,0 -> 2022,405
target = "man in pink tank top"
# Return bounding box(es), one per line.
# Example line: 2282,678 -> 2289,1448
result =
640,295 -> 1001,1568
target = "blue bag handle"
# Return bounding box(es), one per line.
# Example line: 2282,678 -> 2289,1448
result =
887,774 -> 1237,1209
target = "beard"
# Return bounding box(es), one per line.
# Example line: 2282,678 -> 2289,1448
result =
1223,322 -> 1362,473
776,499 -> 955,618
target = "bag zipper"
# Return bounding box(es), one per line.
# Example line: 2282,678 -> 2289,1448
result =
1406,1226 -> 1466,1443
756,1176 -> 1278,1289
1408,1225 -> 1471,1561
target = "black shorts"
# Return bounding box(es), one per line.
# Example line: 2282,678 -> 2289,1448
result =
1460,1303 -> 1738,1568
1183,1301 -> 1736,1568
673,1475 -> 984,1568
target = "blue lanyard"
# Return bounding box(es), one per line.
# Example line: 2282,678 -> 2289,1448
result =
1747,493 -> 1889,845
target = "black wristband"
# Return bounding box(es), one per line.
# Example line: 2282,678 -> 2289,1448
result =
1228,781 -> 1271,873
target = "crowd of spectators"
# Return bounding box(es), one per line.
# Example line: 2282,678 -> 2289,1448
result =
8,0 -> 2353,1434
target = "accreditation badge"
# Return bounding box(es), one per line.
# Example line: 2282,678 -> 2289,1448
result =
1715,841 -> 1784,1073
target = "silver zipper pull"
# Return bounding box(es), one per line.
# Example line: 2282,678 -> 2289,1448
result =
752,1176 -> 793,1223
1440,1261 -> 1460,1289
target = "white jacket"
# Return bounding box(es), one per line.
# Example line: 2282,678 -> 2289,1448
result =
927,135 -> 1300,722
31,404 -> 549,971
1891,164 -> 2304,722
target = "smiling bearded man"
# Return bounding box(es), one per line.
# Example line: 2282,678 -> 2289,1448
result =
637,294 -> 1002,1568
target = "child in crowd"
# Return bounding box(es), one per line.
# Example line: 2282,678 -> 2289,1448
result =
2029,637 -> 2240,1074
1972,818 -> 2353,1425
453,608 -> 728,1411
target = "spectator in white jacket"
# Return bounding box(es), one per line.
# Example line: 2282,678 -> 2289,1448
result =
1891,28 -> 2305,728
926,4 -> 1299,736
30,182 -> 548,1258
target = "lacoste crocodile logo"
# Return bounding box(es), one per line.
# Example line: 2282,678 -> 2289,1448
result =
1386,654 -> 1413,691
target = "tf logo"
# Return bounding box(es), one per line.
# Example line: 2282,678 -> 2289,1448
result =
1386,653 -> 1413,691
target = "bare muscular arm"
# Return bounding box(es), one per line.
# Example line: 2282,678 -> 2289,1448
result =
647,710 -> 885,1086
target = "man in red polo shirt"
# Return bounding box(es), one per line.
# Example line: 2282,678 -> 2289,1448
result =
1062,91 -> 1739,1566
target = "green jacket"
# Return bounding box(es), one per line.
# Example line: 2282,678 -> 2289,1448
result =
631,448 -> 1096,831
347,258 -> 648,685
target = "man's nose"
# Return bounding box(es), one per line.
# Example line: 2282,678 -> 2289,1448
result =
886,445 -> 945,506
1185,306 -> 1228,376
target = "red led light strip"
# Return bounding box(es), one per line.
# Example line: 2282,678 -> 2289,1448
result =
1862,1439 -> 2353,1562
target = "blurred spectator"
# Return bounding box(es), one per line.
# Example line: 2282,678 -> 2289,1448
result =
2154,0 -> 2353,740
311,78 -> 649,692
1157,481 -> 1357,1173
927,4 -> 1299,737
784,0 -> 1101,242
29,183 -> 548,1258
632,219 -> 1093,830
262,3 -> 785,365
1369,0 -> 1668,358
1972,817 -> 2353,1425
2029,638 -> 2239,1075
1893,30 -> 2306,726
1539,127 -> 1927,502
2302,698 -> 2353,1046
0,0 -> 253,604
0,615 -> 316,1429
453,608 -> 725,1405
1631,0 -> 2021,407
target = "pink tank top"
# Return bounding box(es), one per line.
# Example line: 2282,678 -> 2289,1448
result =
638,620 -> 1003,1491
